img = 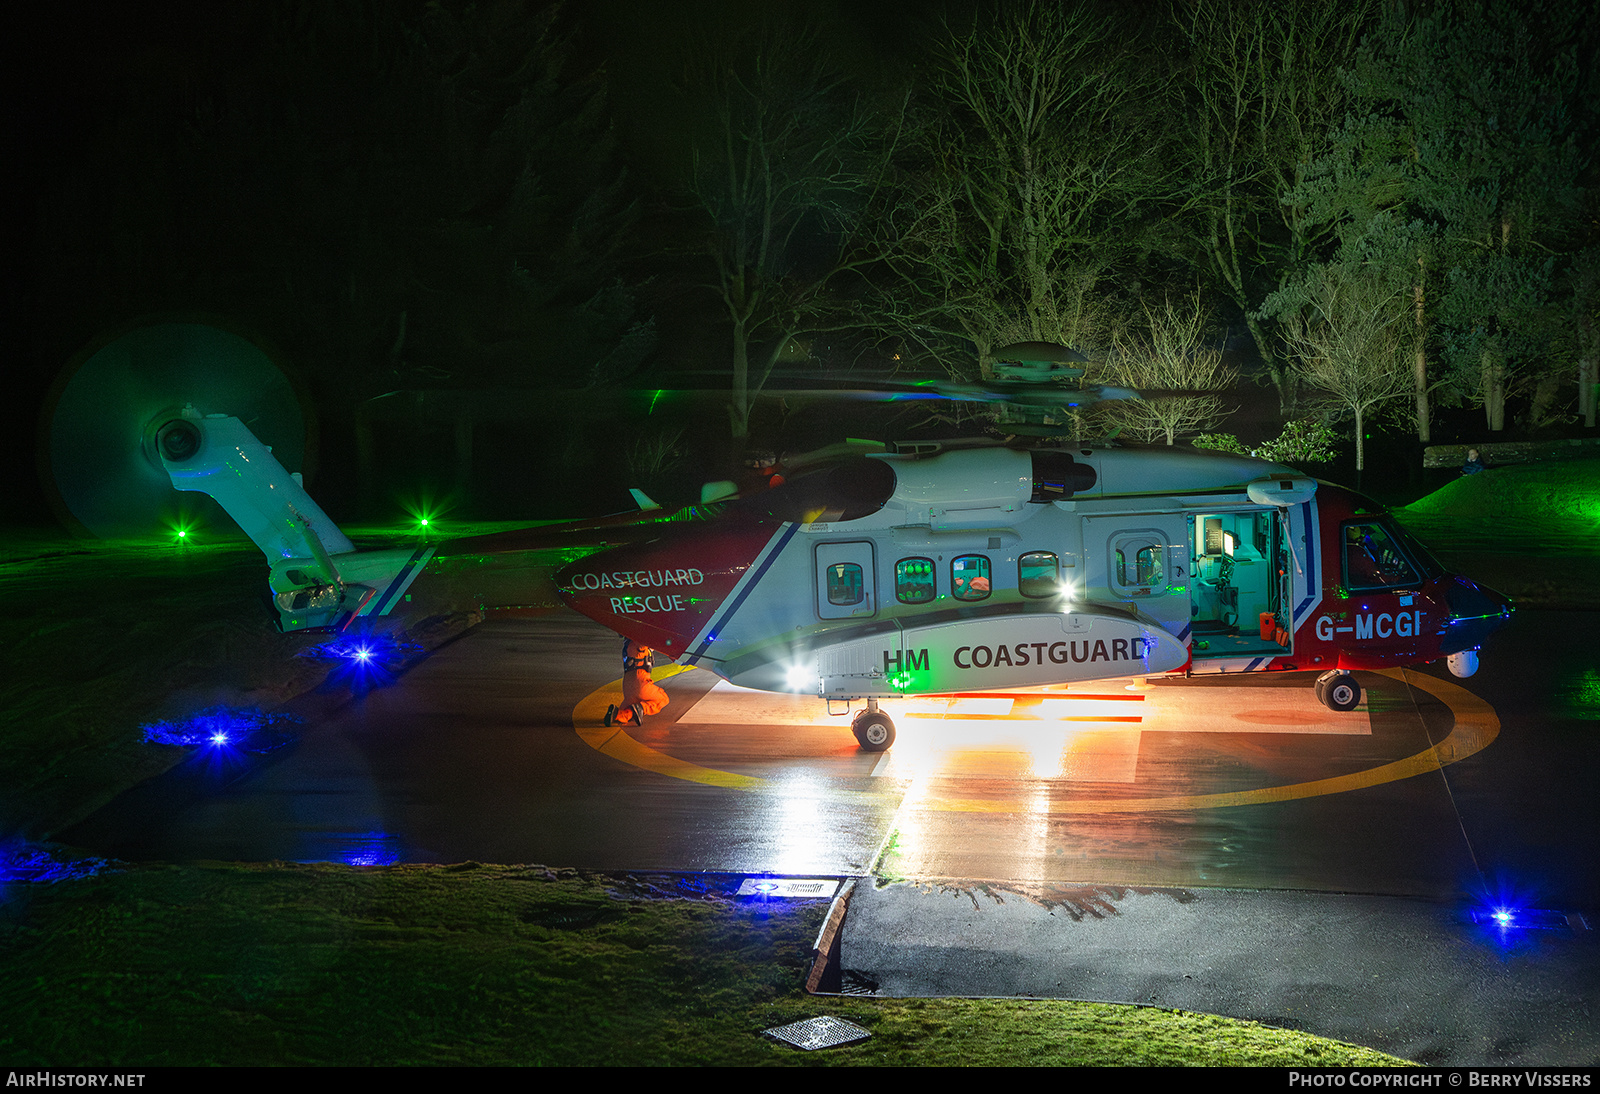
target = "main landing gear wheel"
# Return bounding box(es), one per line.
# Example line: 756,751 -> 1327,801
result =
1315,670 -> 1362,712
851,709 -> 895,753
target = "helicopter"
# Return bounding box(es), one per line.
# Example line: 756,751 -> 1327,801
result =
52,325 -> 1512,754
551,439 -> 1514,751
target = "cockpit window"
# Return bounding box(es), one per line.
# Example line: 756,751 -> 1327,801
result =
1342,521 -> 1423,591
1389,522 -> 1445,581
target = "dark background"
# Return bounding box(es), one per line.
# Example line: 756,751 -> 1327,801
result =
5,0 -> 1594,532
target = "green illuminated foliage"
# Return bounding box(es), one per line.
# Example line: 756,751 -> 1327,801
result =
1250,420 -> 1339,465
1192,433 -> 1247,454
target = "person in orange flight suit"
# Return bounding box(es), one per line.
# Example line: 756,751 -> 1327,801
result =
605,638 -> 669,727
738,449 -> 786,495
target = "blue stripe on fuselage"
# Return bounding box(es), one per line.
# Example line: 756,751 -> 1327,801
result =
369,547 -> 434,617
1293,498 -> 1318,623
687,523 -> 799,662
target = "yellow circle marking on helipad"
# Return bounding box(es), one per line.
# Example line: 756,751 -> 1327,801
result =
572,666 -> 1499,811
574,665 -> 764,790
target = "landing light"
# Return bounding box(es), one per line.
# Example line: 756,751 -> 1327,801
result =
786,664 -> 817,691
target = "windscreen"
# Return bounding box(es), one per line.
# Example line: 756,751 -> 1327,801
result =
1342,518 -> 1435,591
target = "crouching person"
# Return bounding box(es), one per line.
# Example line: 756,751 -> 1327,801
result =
606,638 -> 669,727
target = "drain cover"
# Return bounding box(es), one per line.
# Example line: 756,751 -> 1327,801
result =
1472,907 -> 1584,930
736,877 -> 839,898
764,1016 -> 871,1051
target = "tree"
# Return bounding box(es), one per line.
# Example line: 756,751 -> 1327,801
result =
1276,108 -> 1444,443
1339,0 -> 1594,433
876,2 -> 1166,392
678,22 -> 896,440
1272,251 -> 1413,471
1102,292 -> 1237,445
1571,247 -> 1600,429
1164,0 -> 1376,410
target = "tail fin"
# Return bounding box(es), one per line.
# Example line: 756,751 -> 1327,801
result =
628,488 -> 661,511
154,411 -> 431,632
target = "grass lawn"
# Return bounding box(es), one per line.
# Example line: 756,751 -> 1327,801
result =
0,861 -> 1408,1067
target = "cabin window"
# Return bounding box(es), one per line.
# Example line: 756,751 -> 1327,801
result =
1342,522 -> 1421,591
951,555 -> 991,601
1018,552 -> 1059,598
826,562 -> 865,606
895,557 -> 937,604
1115,545 -> 1165,587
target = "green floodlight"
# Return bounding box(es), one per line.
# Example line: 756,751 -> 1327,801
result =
395,489 -> 448,537
397,494 -> 449,537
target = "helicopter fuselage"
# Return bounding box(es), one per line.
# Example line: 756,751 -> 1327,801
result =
555,446 -> 1512,706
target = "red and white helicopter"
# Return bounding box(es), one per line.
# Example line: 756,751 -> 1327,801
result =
551,439 -> 1513,750
100,337 -> 1511,755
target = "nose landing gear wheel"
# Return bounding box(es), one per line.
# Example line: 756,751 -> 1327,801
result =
1315,670 -> 1362,712
851,710 -> 895,752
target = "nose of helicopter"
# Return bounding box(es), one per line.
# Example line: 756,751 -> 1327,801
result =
1438,574 -> 1515,655
553,523 -> 778,657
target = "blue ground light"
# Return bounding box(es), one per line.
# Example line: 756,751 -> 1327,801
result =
141,706 -> 298,756
0,842 -> 112,886
1467,883 -> 1574,947
332,831 -> 404,867
299,631 -> 424,692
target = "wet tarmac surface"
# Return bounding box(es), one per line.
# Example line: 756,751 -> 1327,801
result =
67,607 -> 1600,905
63,607 -> 1600,1065
841,881 -> 1600,1067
